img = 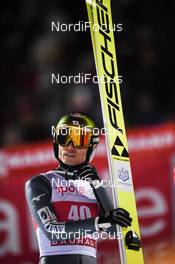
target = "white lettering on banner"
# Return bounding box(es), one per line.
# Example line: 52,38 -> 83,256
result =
0,187 -> 169,257
136,188 -> 168,238
0,152 -> 8,177
0,127 -> 175,177
0,200 -> 21,256
0,149 -> 55,177
0,142 -> 107,177
128,132 -> 175,151
8,151 -> 54,168
141,221 -> 166,238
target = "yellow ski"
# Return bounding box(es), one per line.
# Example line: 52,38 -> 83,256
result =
85,0 -> 144,263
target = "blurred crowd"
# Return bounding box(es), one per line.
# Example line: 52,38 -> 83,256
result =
0,0 -> 173,147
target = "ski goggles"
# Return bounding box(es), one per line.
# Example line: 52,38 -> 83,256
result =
53,125 -> 93,148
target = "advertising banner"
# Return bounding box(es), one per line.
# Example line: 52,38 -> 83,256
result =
1,122 -> 175,263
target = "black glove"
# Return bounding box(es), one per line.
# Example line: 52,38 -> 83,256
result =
77,163 -> 101,186
97,208 -> 132,230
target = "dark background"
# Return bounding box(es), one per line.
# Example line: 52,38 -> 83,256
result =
0,0 -> 174,147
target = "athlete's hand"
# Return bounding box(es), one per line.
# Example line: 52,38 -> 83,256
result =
77,163 -> 101,186
97,208 -> 132,229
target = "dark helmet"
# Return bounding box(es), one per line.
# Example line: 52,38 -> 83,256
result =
52,112 -> 99,163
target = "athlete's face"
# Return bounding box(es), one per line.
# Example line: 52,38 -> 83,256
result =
58,141 -> 88,165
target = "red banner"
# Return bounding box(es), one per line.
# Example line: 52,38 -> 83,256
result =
1,122 -> 175,263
